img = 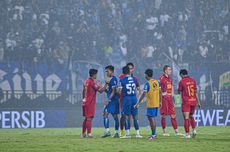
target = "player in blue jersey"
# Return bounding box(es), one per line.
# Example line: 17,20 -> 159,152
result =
101,65 -> 120,138
118,66 -> 142,138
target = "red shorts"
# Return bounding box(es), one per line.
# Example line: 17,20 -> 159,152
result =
160,98 -> 176,115
82,104 -> 95,118
182,103 -> 196,114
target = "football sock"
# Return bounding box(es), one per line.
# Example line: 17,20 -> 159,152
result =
103,116 -> 109,129
184,119 -> 190,134
82,118 -> 87,134
161,117 -> 166,129
133,119 -> 139,130
171,117 -> 178,130
86,119 -> 92,134
114,117 -> 119,131
190,116 -> 196,129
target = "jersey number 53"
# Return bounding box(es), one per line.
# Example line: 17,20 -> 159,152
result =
126,83 -> 136,95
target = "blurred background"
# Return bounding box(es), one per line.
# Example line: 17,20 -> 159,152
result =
0,0 -> 229,128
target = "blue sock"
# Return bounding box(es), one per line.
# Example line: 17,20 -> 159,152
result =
124,117 -> 130,130
151,129 -> 156,136
133,119 -> 139,130
103,117 -> 109,129
114,117 -> 119,131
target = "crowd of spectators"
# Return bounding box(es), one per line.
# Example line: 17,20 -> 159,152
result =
0,0 -> 229,70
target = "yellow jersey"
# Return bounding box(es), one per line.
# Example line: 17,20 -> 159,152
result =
144,79 -> 160,108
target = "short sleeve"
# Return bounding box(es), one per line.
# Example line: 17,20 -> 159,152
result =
143,82 -> 150,92
110,77 -> 117,88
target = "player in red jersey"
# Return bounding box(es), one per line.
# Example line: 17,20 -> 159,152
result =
159,65 -> 181,136
178,69 -> 201,138
81,69 -> 106,138
119,62 -> 140,136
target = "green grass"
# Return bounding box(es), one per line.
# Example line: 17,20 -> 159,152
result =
0,127 -> 230,152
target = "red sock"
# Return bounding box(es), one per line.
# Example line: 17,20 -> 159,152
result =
120,117 -> 124,130
161,117 -> 166,129
82,118 -> 87,134
184,119 -> 190,133
86,119 -> 92,134
190,116 -> 196,129
171,118 -> 178,130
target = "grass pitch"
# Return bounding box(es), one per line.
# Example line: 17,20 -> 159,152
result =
0,127 -> 230,152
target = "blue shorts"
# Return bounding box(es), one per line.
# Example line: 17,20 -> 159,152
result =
146,108 -> 158,117
122,96 -> 138,116
103,99 -> 120,115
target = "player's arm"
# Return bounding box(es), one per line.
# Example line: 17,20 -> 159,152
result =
195,82 -> 201,108
178,81 -> 182,94
135,82 -> 148,108
82,84 -> 85,99
134,91 -> 146,109
196,93 -> 201,108
118,79 -> 123,97
134,77 -> 140,97
98,82 -> 109,93
104,87 -> 115,105
160,80 -> 167,96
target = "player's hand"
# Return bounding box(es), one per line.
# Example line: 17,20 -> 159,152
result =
134,104 -> 139,109
104,99 -> 109,106
198,102 -> 201,109
162,92 -> 167,96
95,80 -> 101,87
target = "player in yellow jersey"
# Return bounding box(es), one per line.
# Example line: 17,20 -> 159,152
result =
134,69 -> 160,140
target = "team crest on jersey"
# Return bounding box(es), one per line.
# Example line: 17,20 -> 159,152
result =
152,82 -> 158,89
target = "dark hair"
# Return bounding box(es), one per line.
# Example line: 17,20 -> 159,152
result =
105,65 -> 114,72
163,65 -> 171,72
126,62 -> 134,67
89,69 -> 98,77
122,66 -> 130,75
179,69 -> 188,76
145,69 -> 153,77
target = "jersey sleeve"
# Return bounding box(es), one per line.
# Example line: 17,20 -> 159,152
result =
93,80 -> 100,91
110,77 -> 117,88
143,82 -> 150,92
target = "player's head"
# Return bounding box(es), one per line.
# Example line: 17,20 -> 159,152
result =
89,69 -> 98,79
127,62 -> 134,74
145,69 -> 153,80
163,65 -> 172,76
179,69 -> 188,78
122,66 -> 130,75
105,65 -> 114,77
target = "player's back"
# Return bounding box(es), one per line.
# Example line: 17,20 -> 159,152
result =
120,76 -> 137,97
146,79 -> 160,108
179,76 -> 197,104
83,78 -> 97,104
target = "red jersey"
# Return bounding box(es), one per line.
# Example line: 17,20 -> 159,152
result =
159,74 -> 173,97
82,78 -> 100,106
178,76 -> 197,105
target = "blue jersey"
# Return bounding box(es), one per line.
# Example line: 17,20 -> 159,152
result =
119,76 -> 137,96
106,76 -> 119,100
